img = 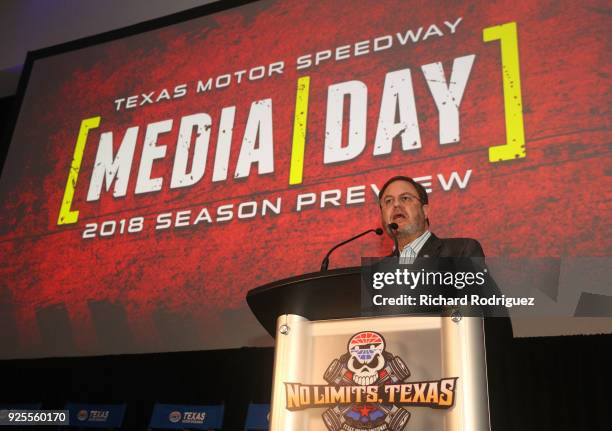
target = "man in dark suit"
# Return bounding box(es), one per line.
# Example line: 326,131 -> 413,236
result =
378,175 -> 512,430
378,175 -> 484,259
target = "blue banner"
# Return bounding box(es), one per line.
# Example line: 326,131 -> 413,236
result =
149,404 -> 224,430
245,404 -> 269,430
65,403 -> 125,428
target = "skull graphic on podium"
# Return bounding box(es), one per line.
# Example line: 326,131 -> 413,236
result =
322,331 -> 412,431
347,331 -> 387,385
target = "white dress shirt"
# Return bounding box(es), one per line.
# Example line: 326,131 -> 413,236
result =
399,230 -> 431,264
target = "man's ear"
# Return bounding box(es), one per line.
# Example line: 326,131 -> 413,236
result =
422,203 -> 430,219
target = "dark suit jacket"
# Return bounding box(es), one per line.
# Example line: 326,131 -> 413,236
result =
417,232 -> 485,258
417,233 -> 511,430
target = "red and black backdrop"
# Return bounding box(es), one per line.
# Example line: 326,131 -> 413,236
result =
0,0 -> 609,359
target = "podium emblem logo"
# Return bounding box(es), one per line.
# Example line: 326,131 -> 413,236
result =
322,331 -> 411,431
284,330 -> 457,431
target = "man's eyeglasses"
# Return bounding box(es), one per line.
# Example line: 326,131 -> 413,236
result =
380,193 -> 422,208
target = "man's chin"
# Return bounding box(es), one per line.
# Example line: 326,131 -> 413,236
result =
398,223 -> 428,238
397,225 -> 417,236
386,220 -> 422,237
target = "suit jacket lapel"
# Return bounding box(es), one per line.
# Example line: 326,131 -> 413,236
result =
417,232 -> 443,257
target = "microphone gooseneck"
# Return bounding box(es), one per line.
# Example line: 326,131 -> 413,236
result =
320,228 -> 384,271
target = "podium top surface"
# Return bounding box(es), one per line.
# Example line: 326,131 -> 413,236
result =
246,267 -> 362,337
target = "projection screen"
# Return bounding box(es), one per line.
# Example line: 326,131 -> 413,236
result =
0,0 -> 609,359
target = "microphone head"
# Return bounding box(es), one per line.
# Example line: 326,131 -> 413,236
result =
375,228 -> 383,235
388,222 -> 399,230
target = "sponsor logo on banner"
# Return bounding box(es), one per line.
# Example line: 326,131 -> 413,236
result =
150,404 -> 221,429
88,410 -> 110,422
167,410 -> 207,425
285,331 -> 457,431
168,411 -> 181,423
182,411 -> 207,424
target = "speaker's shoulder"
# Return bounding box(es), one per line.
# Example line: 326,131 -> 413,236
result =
438,237 -> 484,257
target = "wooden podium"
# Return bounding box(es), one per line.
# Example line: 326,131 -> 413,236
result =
247,268 -> 491,431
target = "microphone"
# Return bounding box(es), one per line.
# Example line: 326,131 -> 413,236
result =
320,228 -> 384,271
388,223 -> 400,257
